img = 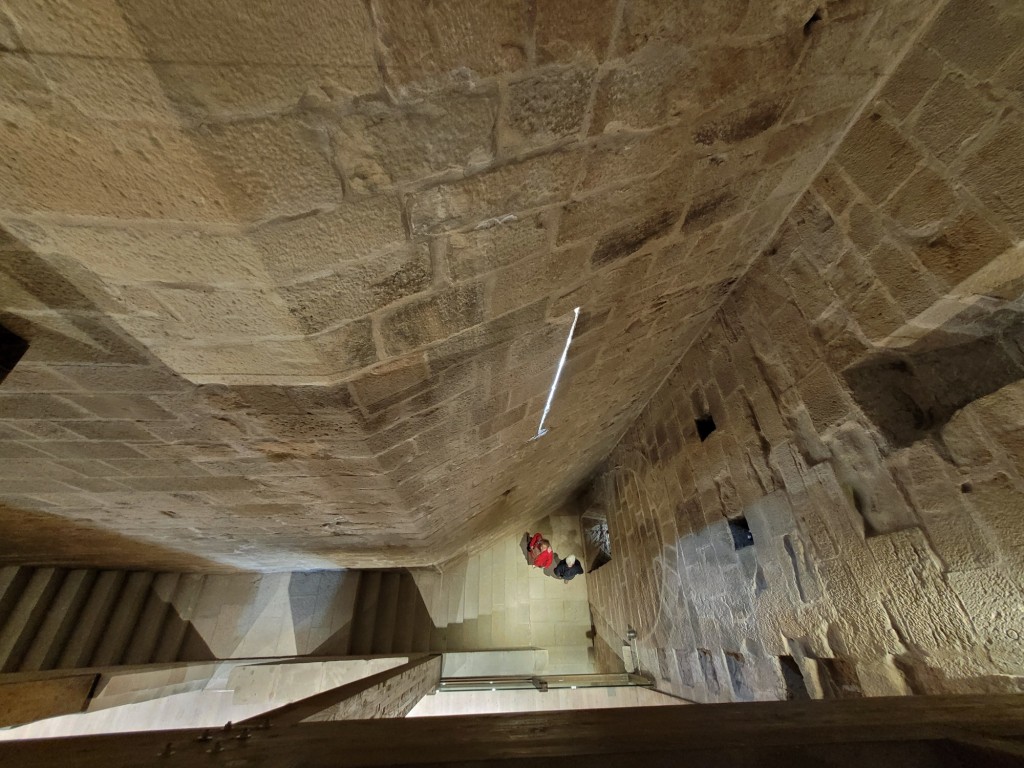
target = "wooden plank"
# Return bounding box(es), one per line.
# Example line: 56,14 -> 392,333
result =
2,693 -> 1023,766
0,673 -> 97,727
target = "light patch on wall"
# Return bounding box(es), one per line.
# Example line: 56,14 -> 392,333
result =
532,307 -> 581,441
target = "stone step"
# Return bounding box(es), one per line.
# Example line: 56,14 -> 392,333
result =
152,573 -> 206,663
90,571 -> 155,667
347,571 -> 380,655
464,554 -> 480,621
19,569 -> 96,672
491,550 -> 506,611
371,571 -> 402,654
122,572 -> 180,665
0,566 -> 31,630
0,567 -> 65,672
478,549 -> 493,616
411,594 -> 433,652
57,570 -> 126,669
391,573 -> 418,654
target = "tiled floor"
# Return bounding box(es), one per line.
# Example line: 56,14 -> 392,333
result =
423,511 -> 597,674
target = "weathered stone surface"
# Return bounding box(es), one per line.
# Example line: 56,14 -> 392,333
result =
534,0 -> 618,65
375,0 -> 528,86
379,283 -> 486,356
833,113 -> 922,203
501,66 -> 594,153
2,2 -> 1023,694
330,88 -> 497,194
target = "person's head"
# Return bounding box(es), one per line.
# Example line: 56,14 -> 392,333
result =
565,554 -> 576,568
540,539 -> 551,551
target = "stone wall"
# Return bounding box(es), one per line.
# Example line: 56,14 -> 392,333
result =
0,1 -> 939,568
588,0 -> 1024,702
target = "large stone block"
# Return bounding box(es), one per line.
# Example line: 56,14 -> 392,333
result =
0,116 -> 230,221
557,159 -> 689,244
118,0 -> 377,70
590,43 -> 692,133
922,0 -> 1024,79
191,116 -> 342,222
330,87 -> 496,195
910,208 -> 1012,288
500,66 -> 594,154
446,213 -> 550,281
864,241 -> 942,319
488,243 -> 591,318
961,116 -> 1024,237
833,113 -> 923,203
59,393 -> 175,421
0,394 -> 90,420
307,318 -> 379,376
579,127 -> 687,192
883,166 -> 957,234
143,285 -> 304,339
534,0 -> 617,64
909,74 -> 993,164
279,244 -> 432,334
253,196 -> 407,283
379,283 -> 486,356
26,222 -> 270,287
375,0 -> 528,86
407,151 -> 580,234
349,354 -> 431,413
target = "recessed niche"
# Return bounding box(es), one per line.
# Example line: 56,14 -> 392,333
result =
728,517 -> 754,550
817,658 -> 863,699
803,8 -> 823,35
779,655 -> 810,700
695,413 -> 716,442
0,323 -> 28,386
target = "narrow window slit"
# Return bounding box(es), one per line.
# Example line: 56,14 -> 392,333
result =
695,413 -> 716,441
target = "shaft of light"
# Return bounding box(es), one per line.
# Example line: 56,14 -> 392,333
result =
532,306 -> 581,440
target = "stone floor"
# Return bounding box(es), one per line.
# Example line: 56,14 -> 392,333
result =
422,510 -> 596,674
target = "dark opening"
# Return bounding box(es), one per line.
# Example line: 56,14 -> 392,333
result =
0,323 -> 28,385
696,648 -> 720,694
803,8 -> 823,35
728,516 -> 754,550
779,655 -> 810,700
817,658 -> 864,699
725,652 -> 754,700
695,414 -> 716,442
581,511 -> 612,573
960,481 -> 973,494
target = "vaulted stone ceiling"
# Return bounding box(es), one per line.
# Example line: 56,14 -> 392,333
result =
0,0 -> 939,568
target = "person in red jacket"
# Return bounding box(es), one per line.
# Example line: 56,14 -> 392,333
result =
527,532 -> 554,569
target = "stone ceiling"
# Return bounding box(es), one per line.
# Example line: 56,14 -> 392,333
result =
0,0 -> 939,568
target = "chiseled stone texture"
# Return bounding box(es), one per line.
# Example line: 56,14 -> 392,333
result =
0,0 -> 941,568
3,0 -> 1021,590
589,0 -> 1024,703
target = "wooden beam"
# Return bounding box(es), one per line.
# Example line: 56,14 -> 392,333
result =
0,693 -> 1021,766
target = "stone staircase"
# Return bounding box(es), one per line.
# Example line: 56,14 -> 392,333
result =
0,566 -> 436,673
346,571 -> 435,655
0,566 -> 207,672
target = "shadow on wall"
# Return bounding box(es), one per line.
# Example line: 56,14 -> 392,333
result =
0,504 -> 227,572
843,304 -> 1024,448
169,569 -> 437,662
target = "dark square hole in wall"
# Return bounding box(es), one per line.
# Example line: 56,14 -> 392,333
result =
695,414 -> 716,441
779,655 -> 810,700
728,517 -> 754,550
0,324 -> 28,385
